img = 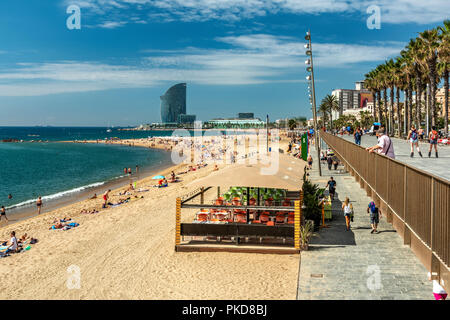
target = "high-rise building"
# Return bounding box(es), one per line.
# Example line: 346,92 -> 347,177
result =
331,81 -> 372,120
160,83 -> 187,123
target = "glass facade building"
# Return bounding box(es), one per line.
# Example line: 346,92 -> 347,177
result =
160,83 -> 187,123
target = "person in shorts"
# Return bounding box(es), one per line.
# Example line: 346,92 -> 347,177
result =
326,177 -> 337,200
307,154 -> 313,169
367,201 -> 381,234
407,125 -> 423,158
0,206 -> 8,222
327,155 -> 333,170
428,126 -> 439,158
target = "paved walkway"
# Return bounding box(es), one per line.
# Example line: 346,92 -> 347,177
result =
297,145 -> 433,300
339,134 -> 450,181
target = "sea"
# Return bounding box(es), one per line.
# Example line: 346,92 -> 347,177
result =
0,127 -> 178,214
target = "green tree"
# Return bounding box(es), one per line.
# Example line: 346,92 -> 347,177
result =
320,94 -> 339,130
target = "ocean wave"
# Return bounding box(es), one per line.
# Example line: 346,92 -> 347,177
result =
5,181 -> 106,210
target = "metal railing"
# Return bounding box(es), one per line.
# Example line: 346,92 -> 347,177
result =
320,130 -> 449,290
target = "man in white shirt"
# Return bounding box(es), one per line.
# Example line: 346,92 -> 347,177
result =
366,128 -> 395,159
5,231 -> 18,254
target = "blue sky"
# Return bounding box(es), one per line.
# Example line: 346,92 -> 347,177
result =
0,0 -> 448,126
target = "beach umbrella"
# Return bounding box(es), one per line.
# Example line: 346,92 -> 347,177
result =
152,175 -> 165,180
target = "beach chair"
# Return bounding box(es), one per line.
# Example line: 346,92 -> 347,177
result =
215,211 -> 228,222
235,213 -> 247,224
196,213 -> 209,222
287,215 -> 295,224
275,213 -> 286,225
253,212 -> 270,224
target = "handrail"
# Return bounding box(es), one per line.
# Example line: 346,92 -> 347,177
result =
319,130 -> 449,288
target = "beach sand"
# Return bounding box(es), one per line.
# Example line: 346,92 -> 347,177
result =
0,135 -> 302,300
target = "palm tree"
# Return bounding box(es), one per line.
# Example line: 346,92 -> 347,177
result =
407,38 -> 425,128
401,47 -> 416,133
364,70 -> 379,121
377,62 -> 390,129
438,20 -> 450,135
385,58 -> 397,135
418,28 -> 441,128
318,102 -> 329,128
393,58 -> 406,136
320,94 -> 339,131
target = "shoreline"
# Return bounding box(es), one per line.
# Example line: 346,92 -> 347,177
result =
0,141 -> 177,229
1,159 -> 178,229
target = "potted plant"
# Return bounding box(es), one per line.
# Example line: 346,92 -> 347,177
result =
302,179 -> 323,231
300,220 -> 314,250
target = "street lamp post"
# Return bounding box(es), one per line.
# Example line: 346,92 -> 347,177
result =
266,114 -> 269,153
305,30 -> 322,176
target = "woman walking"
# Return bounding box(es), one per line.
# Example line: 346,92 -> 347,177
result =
428,126 -> 439,158
342,197 -> 353,231
36,196 -> 42,215
407,125 -> 423,158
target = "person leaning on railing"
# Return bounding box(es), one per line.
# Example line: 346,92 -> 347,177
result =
365,128 -> 395,159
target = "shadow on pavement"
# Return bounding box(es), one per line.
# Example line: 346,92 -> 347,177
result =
308,191 -> 356,247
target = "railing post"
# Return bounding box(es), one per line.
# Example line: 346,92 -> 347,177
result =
200,187 -> 204,204
175,197 -> 181,249
430,177 -> 434,251
294,200 -> 301,250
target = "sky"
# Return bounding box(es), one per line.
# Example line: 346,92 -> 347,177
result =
0,0 -> 448,126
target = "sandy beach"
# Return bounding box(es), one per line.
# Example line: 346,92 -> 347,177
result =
0,134 -> 303,300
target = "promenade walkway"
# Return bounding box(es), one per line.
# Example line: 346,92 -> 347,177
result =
296,145 -> 433,300
339,134 -> 450,181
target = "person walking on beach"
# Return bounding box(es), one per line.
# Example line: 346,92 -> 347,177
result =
428,126 -> 439,158
367,201 -> 381,234
0,206 -> 8,222
102,190 -> 111,208
36,196 -> 42,215
135,165 -> 139,174
366,128 -> 395,159
326,177 -> 337,200
127,168 -> 132,175
342,197 -> 353,231
407,125 -> 423,158
124,167 -> 127,175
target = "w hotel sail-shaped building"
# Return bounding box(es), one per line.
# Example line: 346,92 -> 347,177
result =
160,83 -> 187,123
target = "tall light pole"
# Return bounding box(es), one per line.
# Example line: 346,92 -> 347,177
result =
305,30 -> 322,176
266,114 -> 269,153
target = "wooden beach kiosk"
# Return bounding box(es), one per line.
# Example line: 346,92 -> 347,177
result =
174,159 -> 305,254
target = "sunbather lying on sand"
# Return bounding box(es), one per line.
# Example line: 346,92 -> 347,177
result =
49,221 -> 79,230
80,209 -> 99,214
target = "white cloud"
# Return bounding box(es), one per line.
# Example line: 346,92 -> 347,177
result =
98,21 -> 128,28
63,0 -> 450,24
0,34 -> 403,96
